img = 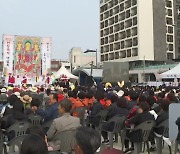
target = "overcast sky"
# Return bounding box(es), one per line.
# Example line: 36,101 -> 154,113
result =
0,0 -> 100,60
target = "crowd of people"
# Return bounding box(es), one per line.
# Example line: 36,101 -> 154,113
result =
0,82 -> 180,154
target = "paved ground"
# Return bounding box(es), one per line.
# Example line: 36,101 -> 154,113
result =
100,138 -> 177,154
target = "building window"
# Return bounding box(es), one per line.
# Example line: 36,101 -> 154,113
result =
168,44 -> 173,51
167,35 -> 173,42
166,1 -> 172,8
167,9 -> 172,16
127,49 -> 131,57
168,26 -> 173,33
167,53 -> 174,60
166,17 -> 173,25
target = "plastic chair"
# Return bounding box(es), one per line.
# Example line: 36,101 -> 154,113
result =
175,140 -> 180,154
129,120 -> 155,154
28,114 -> 43,126
50,130 -> 76,153
86,109 -> 109,129
42,120 -> 53,133
5,135 -> 27,154
6,121 -> 31,138
0,130 -> 4,154
101,115 -> 126,148
0,115 -> 9,129
155,119 -> 172,154
72,107 -> 87,126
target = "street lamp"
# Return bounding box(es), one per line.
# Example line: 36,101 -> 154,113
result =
84,49 -> 98,67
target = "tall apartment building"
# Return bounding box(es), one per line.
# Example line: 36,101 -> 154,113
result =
174,0 -> 180,59
100,0 -> 179,63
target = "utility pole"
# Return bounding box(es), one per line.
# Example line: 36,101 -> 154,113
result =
143,56 -> 145,83
90,61 -> 93,76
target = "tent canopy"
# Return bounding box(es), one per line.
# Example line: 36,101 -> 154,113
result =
54,66 -> 78,80
161,63 -> 180,78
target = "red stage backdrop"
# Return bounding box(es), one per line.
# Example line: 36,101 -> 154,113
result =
14,36 -> 41,76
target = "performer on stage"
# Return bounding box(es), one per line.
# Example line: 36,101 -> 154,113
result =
8,73 -> 15,85
46,74 -> 50,85
22,76 -> 27,84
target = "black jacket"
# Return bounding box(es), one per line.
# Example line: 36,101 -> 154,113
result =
90,101 -> 104,117
107,103 -> 129,120
176,117 -> 180,140
156,111 -> 169,126
129,111 -> 155,127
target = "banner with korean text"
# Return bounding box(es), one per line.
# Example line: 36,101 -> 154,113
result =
41,37 -> 51,75
3,35 -> 14,75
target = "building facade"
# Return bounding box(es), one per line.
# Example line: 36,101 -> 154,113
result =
174,0 -> 180,59
51,60 -> 70,73
69,47 -> 96,70
100,0 -> 178,62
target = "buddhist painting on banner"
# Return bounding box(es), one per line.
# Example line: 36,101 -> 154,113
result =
14,36 -> 41,76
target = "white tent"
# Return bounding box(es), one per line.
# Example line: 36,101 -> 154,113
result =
54,66 -> 78,80
161,63 -> 180,78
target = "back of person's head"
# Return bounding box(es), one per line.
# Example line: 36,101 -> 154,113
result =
40,87 -> 44,92
166,93 -> 178,103
13,100 -> 24,113
72,90 -> 78,99
158,92 -> 165,99
78,91 -> 85,99
75,126 -> 101,154
123,89 -> 129,96
46,88 -> 51,96
138,101 -> 150,112
139,94 -> 147,103
86,92 -> 93,99
8,94 -> 19,106
117,97 -> 128,108
31,98 -> 41,108
20,134 -> 48,154
129,90 -> 139,101
95,90 -> 104,101
147,96 -> 156,108
161,99 -> 171,111
68,90 -> 74,98
59,98 -> 72,113
109,93 -> 118,103
148,90 -> 154,96
63,88 -> 68,94
28,126 -> 45,138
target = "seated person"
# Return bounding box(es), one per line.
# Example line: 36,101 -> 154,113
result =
176,117 -> 180,141
32,93 -> 59,123
85,91 -> 95,107
25,98 -> 41,115
155,99 -> 171,135
101,96 -> 128,144
47,98 -> 80,149
28,125 -> 59,151
74,126 -> 101,154
1,94 -> 19,117
20,134 -> 48,154
88,90 -> 105,127
71,91 -> 88,111
5,100 -> 28,140
124,101 -> 155,152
